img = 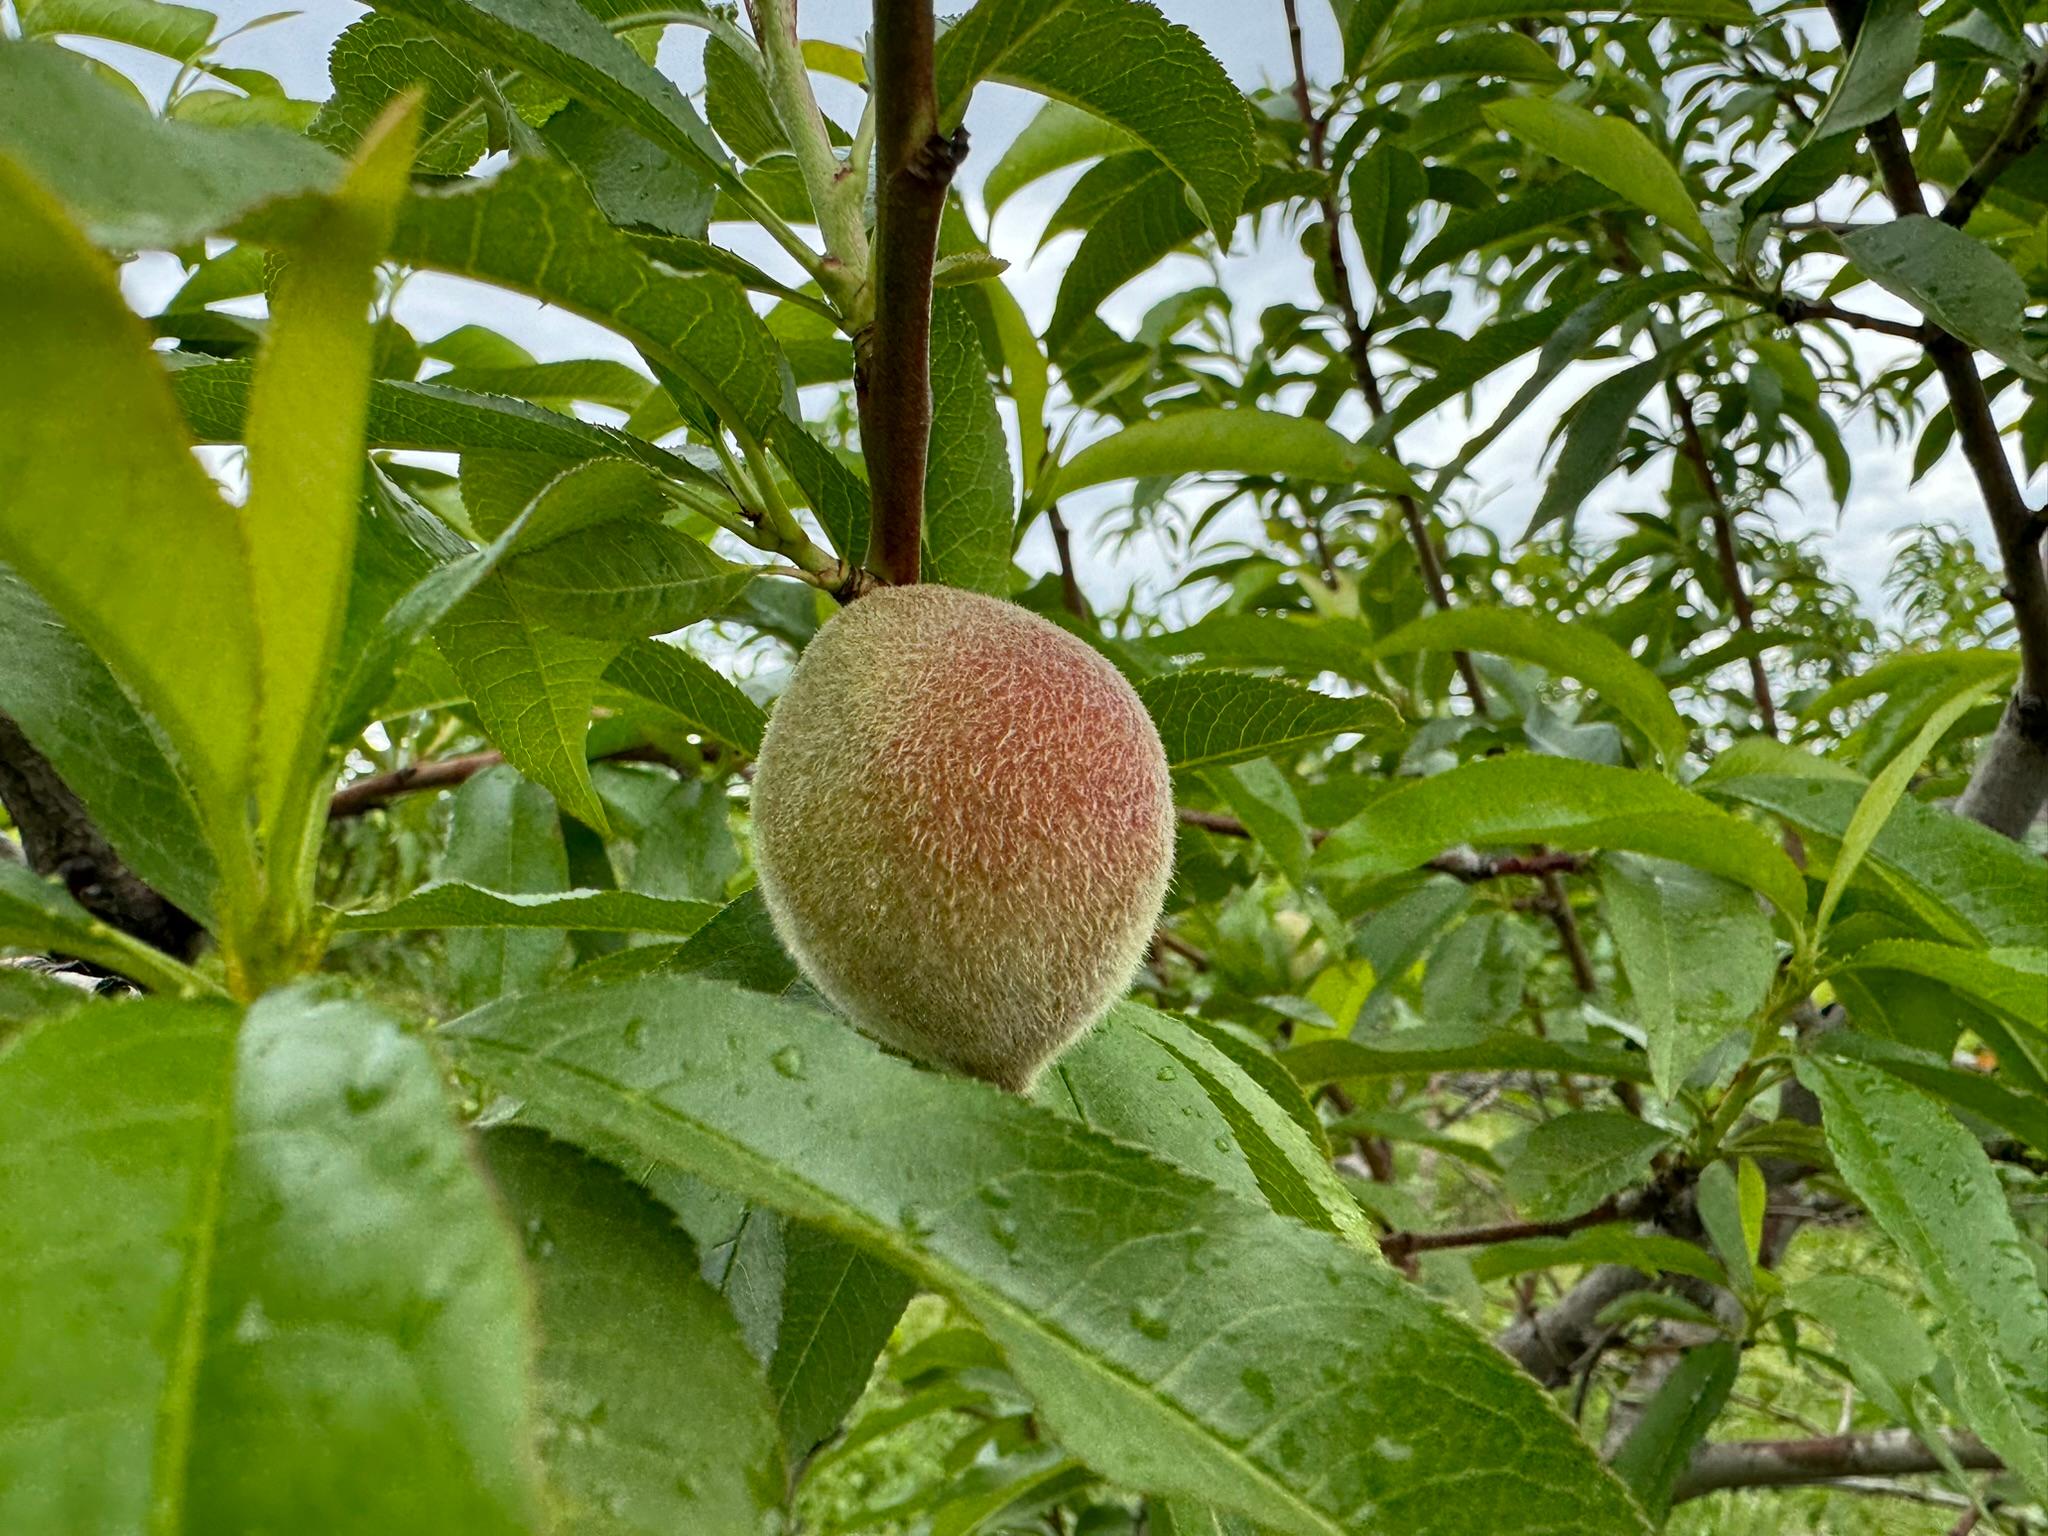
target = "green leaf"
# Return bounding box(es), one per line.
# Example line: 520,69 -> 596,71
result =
923,289 -> 1015,594
1052,409 -> 1416,501
984,98 -> 1135,216
1315,756 -> 1809,925
1842,216 -> 2047,380
444,975 -> 1649,1534
1482,98 -> 1712,252
1834,939 -> 2048,1035
1468,1225 -> 1723,1286
599,638 -> 768,755
172,362 -> 711,488
1044,1004 -> 1375,1248
1046,157 -> 1196,348
0,571 -> 219,923
767,1223 -> 917,1456
364,0 -> 731,188
1416,273 -> 1697,479
1503,1112 -> 1673,1221
1372,30 -> 1566,87
312,14 -> 486,176
1161,612 -> 1376,681
0,992 -> 540,1532
1409,174 -> 1617,276
239,99 -> 419,885
390,157 -> 787,441
1284,1026 -> 1653,1087
0,863 -> 210,997
0,42 -> 340,249
1598,854 -> 1775,1096
502,521 -> 754,641
433,571 -> 619,832
932,0 -> 1256,235
1137,670 -> 1398,772
1609,1341 -> 1739,1521
0,151 -> 261,866
18,0 -> 214,58
1798,1055 -> 2048,1503
1368,607 -> 1687,768
1791,1272 -> 1936,1421
477,1130 -> 785,1532
436,765 -> 574,1008
1710,774 -> 2045,948
1526,357 -> 1668,538
770,414 -> 871,566
1815,1031 -> 2048,1155
1394,0 -> 1750,29
1347,141 -> 1428,290
338,883 -> 720,936
1693,1161 -> 1754,1294
1811,0 -> 1924,140
1210,760 -> 1313,886
1813,670 -> 2006,941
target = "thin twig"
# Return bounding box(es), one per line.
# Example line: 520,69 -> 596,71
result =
1774,295 -> 1929,342
329,743 -> 692,819
1668,385 -> 1781,738
852,0 -> 968,586
1378,1193 -> 1636,1264
1279,0 -> 1489,713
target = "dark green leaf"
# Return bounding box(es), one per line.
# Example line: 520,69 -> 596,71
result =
478,1129 -> 784,1532
932,0 -> 1256,235
1609,1341 -> 1739,1520
1137,671 -> 1398,772
1798,1055 -> 2048,1502
1503,1111 -> 1673,1221
339,883 -> 720,935
923,289 -> 1015,594
1598,854 -> 1775,1095
444,975 -> 1649,1535
1842,215 -> 2046,380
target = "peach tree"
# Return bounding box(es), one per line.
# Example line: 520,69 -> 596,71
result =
1,0 -> 2045,1532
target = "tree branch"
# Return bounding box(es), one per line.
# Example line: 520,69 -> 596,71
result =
1380,1193 -> 1639,1265
1826,0 -> 2048,836
1774,295 -> 1929,342
851,0 -> 967,587
329,743 -> 693,819
0,710 -> 202,963
1280,0 -> 1489,714
1668,384 -> 1781,738
1496,1264 -> 1654,1385
1672,1429 -> 2002,1503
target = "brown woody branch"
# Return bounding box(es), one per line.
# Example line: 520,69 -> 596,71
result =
1774,296 -> 1930,343
1280,0 -> 1489,714
1671,1429 -> 2002,1504
0,711 -> 202,963
851,0 -> 967,587
329,743 -> 692,819
1826,0 -> 2048,837
1379,1192 -> 1638,1265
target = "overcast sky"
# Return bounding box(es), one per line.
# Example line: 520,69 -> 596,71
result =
98,0 -> 2013,623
